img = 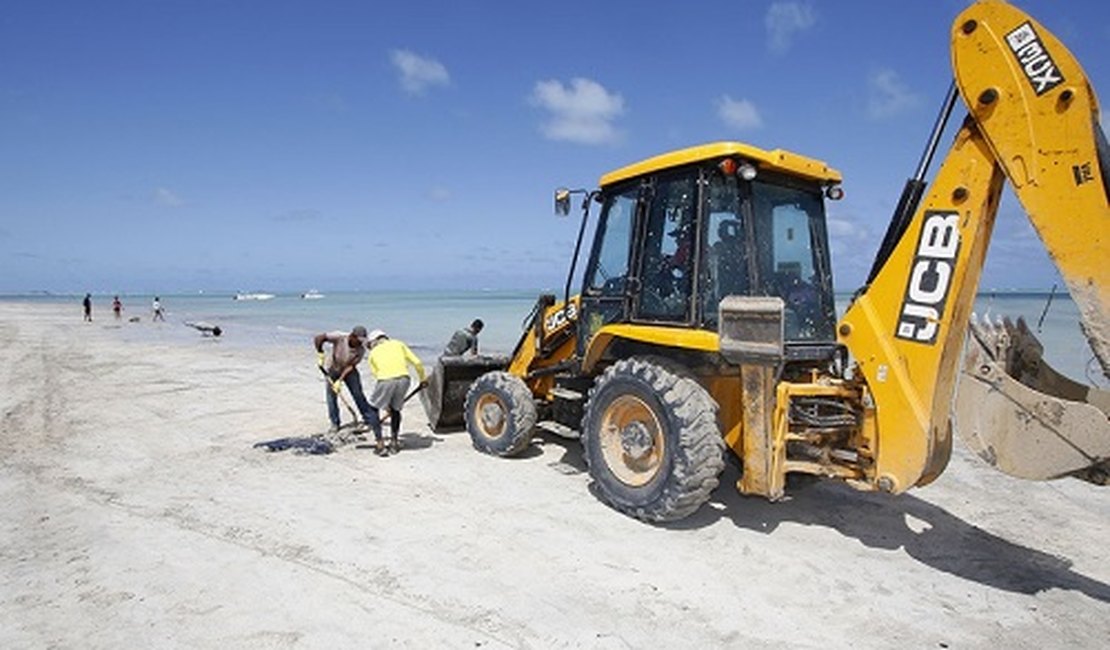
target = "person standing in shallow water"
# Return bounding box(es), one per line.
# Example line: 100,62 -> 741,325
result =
82,293 -> 93,322
112,296 -> 122,320
152,296 -> 165,322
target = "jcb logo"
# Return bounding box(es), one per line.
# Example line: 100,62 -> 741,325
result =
545,302 -> 578,332
896,211 -> 960,344
1005,22 -> 1064,96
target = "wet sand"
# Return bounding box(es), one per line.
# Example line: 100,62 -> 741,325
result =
1,301 -> 1108,648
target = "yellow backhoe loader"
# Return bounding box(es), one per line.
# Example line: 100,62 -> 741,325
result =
422,0 -> 1109,522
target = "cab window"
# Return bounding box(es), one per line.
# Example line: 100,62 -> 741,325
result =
749,180 -> 833,340
637,174 -> 697,322
585,187 -> 637,296
701,171 -> 750,328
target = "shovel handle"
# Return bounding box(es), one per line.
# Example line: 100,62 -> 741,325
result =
404,381 -> 427,403
319,364 -> 359,422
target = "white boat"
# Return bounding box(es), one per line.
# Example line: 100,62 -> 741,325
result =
301,290 -> 325,300
234,292 -> 276,301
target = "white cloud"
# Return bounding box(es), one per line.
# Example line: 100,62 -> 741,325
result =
766,2 -> 816,54
390,49 -> 449,95
717,95 -> 763,130
867,68 -> 921,120
826,217 -> 866,241
153,187 -> 183,208
529,77 -> 625,145
826,214 -> 876,290
826,216 -> 873,256
426,186 -> 452,202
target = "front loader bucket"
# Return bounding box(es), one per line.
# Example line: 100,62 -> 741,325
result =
420,354 -> 510,432
955,316 -> 1110,484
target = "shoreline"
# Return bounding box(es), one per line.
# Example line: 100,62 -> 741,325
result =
2,301 -> 1108,648
1,287 -> 1073,299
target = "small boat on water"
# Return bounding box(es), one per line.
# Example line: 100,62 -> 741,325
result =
234,292 -> 276,301
301,290 -> 325,300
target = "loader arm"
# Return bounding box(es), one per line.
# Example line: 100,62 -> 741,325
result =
836,0 -> 1109,493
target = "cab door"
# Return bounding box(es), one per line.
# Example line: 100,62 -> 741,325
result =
631,171 -> 699,324
577,183 -> 641,356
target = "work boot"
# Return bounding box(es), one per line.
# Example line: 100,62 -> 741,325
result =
390,436 -> 401,454
374,439 -> 385,456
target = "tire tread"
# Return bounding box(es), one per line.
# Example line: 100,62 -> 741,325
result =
582,357 -> 725,522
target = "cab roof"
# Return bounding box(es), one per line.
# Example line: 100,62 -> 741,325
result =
599,141 -> 842,188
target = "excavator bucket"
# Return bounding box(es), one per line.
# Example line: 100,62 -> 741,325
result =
420,354 -> 510,432
954,315 -> 1110,484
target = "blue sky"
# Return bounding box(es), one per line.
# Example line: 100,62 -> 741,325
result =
2,0 -> 1107,295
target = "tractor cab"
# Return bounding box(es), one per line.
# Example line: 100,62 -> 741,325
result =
572,142 -> 844,363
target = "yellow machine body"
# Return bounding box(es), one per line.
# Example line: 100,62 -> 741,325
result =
445,1 -> 1108,522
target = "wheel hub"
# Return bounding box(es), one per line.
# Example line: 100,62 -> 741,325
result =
619,421 -> 654,460
598,393 -> 665,487
476,394 -> 506,437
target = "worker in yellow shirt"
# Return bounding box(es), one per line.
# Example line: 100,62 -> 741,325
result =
365,329 -> 427,455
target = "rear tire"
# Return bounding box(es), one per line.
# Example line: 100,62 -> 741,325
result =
464,371 -> 537,457
581,357 -> 725,522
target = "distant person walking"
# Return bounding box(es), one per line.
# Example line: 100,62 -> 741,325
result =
152,296 -> 166,322
366,330 -> 426,455
112,295 -> 123,320
82,293 -> 93,322
314,326 -> 376,434
443,319 -> 484,356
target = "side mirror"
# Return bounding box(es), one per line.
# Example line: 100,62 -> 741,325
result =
555,188 -> 571,216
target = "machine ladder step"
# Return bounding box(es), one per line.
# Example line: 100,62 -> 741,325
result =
536,420 -> 580,439
550,387 -> 584,401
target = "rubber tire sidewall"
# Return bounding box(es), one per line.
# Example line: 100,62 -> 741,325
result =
581,357 -> 725,522
464,371 -> 537,457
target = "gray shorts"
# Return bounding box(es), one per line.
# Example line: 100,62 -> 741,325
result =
369,376 -> 411,411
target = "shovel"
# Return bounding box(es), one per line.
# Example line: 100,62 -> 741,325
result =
319,365 -> 360,423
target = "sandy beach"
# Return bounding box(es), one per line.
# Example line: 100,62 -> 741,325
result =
2,301 -> 1108,649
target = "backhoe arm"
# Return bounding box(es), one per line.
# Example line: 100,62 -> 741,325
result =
951,0 -> 1110,483
836,0 -> 1109,492
953,0 -> 1109,375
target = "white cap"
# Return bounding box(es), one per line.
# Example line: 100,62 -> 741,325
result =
367,329 -> 387,341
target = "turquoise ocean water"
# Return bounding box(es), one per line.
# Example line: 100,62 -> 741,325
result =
12,290 -> 542,361
8,290 -> 1106,387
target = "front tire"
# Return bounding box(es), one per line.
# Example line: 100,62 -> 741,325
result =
464,371 -> 537,457
581,357 -> 725,522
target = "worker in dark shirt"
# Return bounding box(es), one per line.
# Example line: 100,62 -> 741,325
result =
314,326 -> 375,434
443,319 -> 483,356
